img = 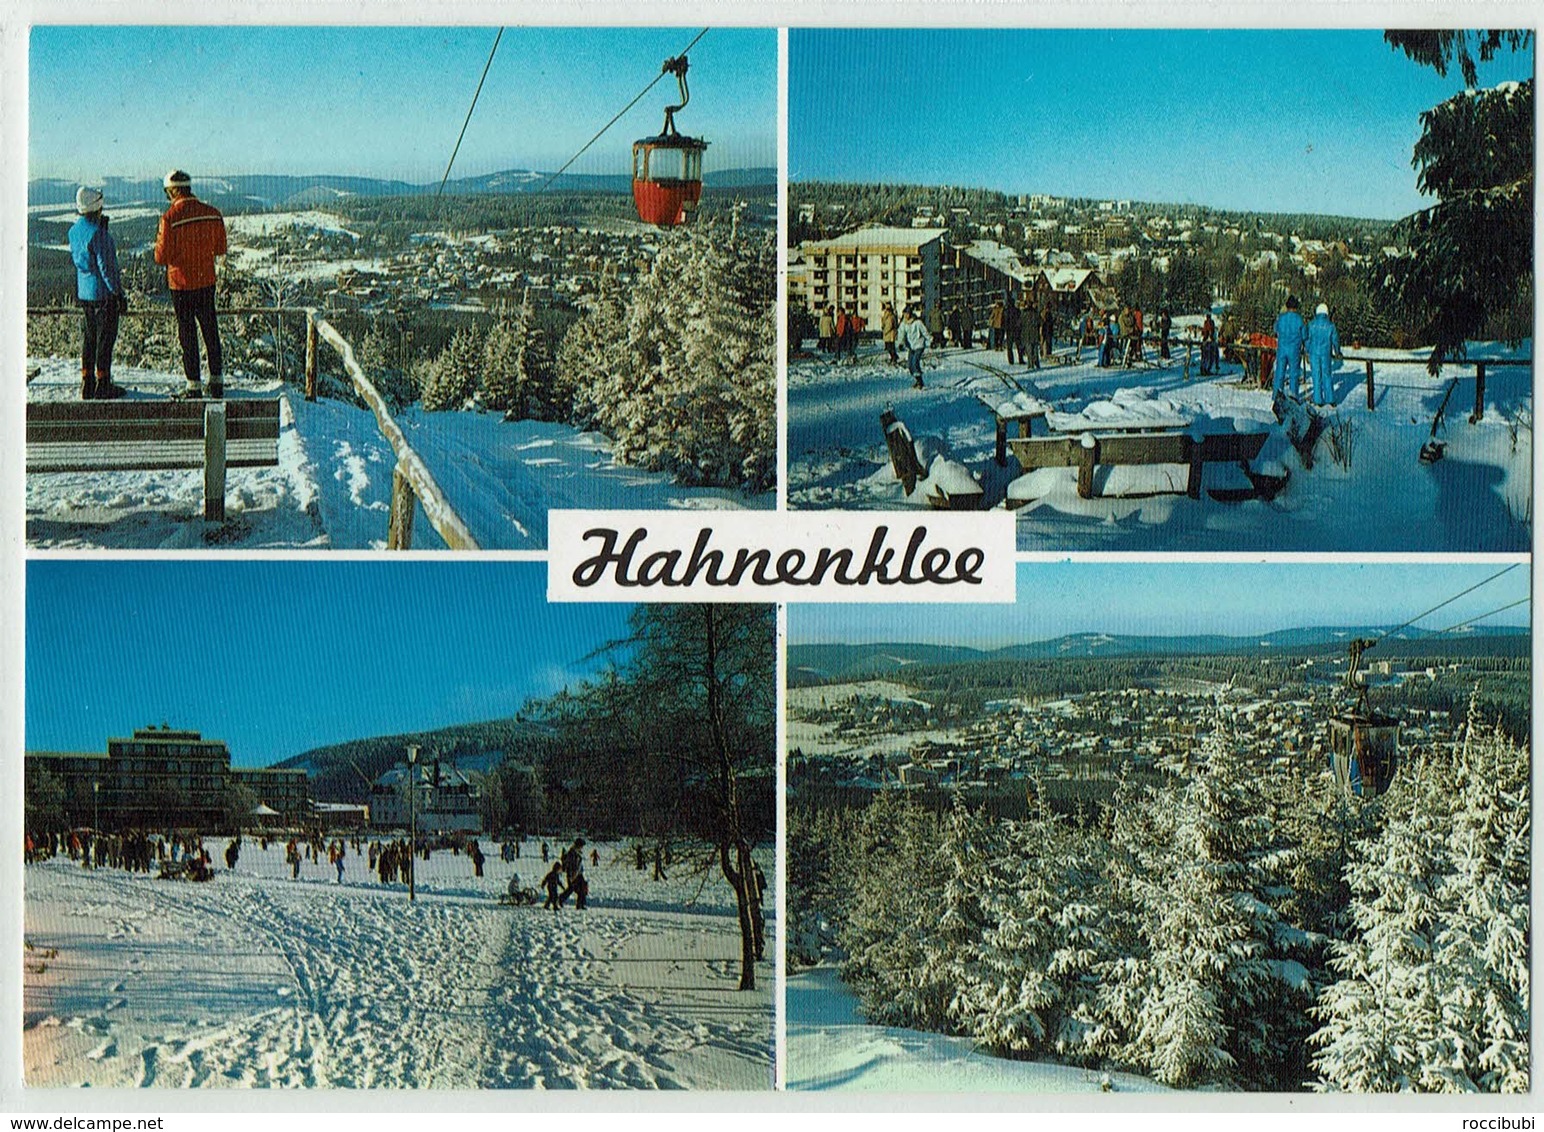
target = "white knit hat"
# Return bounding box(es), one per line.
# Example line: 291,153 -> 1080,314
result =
1315,302 -> 1329,316
163,169 -> 192,189
76,186 -> 104,214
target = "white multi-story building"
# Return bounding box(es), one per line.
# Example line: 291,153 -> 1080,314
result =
793,226 -> 948,325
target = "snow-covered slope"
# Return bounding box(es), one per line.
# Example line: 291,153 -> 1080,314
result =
787,965 -> 1163,1093
24,841 -> 773,1089
789,340 -> 1531,552
25,359 -> 771,550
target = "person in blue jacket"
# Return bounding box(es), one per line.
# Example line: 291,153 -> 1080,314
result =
68,186 -> 127,399
1272,294 -> 1307,399
1306,303 -> 1342,406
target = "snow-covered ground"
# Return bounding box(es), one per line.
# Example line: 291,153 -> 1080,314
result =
25,358 -> 771,550
789,339 -> 1532,551
23,841 -> 773,1089
224,211 -> 362,240
787,965 -> 1163,1093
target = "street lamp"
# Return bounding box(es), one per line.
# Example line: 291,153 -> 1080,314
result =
406,745 -> 418,903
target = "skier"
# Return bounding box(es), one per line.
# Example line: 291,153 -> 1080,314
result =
1306,302 -> 1342,407
69,186 -> 127,400
470,839 -> 484,877
988,298 -> 1004,350
958,302 -> 974,349
224,837 -> 239,871
1157,308 -> 1172,360
1118,306 -> 1137,366
1273,295 -> 1308,399
927,304 -> 945,349
900,306 -> 930,389
818,304 -> 835,353
880,301 -> 899,365
154,170 -> 228,399
1040,297 -> 1055,359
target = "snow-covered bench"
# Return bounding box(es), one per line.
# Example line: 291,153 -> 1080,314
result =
1007,428 -> 1271,502
26,399 -> 282,522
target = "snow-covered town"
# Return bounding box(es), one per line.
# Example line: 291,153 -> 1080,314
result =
787,592 -> 1530,1093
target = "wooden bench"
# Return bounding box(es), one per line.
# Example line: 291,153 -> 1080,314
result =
1008,429 -> 1270,501
26,399 -> 282,521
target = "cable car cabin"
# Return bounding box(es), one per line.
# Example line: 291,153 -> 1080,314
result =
1327,712 -> 1400,798
632,134 -> 707,227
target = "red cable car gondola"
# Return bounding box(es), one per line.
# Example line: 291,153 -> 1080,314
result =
632,55 -> 707,227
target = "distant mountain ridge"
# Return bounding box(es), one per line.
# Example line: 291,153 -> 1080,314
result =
791,627 -> 1529,682
28,168 -> 777,210
271,716 -> 555,804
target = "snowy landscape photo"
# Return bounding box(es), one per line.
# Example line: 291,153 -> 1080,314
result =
785,29 -> 1533,551
786,561 -> 1530,1093
23,562 -> 775,1089
26,26 -> 777,550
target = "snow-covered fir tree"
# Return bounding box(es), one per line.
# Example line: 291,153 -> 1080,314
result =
1312,708 -> 1530,1093
420,325 -> 483,411
557,217 -> 776,490
1113,723 -> 1317,1089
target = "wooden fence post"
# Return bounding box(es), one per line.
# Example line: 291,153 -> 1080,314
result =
1077,434 -> 1098,500
1365,360 -> 1375,410
387,464 -> 416,550
1471,362 -> 1486,423
305,311 -> 319,403
203,402 -> 227,522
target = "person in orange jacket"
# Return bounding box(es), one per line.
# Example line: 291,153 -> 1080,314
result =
155,169 -> 228,398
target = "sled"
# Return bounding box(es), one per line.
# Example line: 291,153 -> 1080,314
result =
498,888 -> 540,906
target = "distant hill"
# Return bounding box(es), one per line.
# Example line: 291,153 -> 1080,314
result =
790,628 -> 1529,682
28,167 -> 777,212
272,716 -> 555,803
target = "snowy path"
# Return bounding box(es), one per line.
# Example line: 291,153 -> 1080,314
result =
788,340 -> 1531,552
25,357 -> 772,551
24,844 -> 773,1089
787,965 -> 1164,1094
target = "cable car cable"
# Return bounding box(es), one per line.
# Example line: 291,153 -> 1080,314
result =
1374,562 -> 1520,642
1427,596 -> 1530,637
535,27 -> 710,197
438,27 -> 506,198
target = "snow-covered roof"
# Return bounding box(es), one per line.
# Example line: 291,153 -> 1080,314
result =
1043,267 -> 1098,292
801,226 -> 947,253
959,240 -> 1032,282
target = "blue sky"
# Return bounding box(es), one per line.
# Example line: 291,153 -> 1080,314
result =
790,29 -> 1535,219
26,561 -> 634,767
790,561 -> 1531,647
30,26 -> 777,182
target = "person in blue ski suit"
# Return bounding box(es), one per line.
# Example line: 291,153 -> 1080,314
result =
1272,295 -> 1307,399
69,186 -> 127,400
1306,302 -> 1342,407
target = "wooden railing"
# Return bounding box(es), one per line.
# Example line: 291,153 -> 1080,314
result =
26,305 -> 479,550
1341,354 -> 1532,421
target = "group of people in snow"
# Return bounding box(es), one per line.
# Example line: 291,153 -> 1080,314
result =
1272,295 -> 1344,407
67,170 -> 228,401
540,837 -> 591,910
